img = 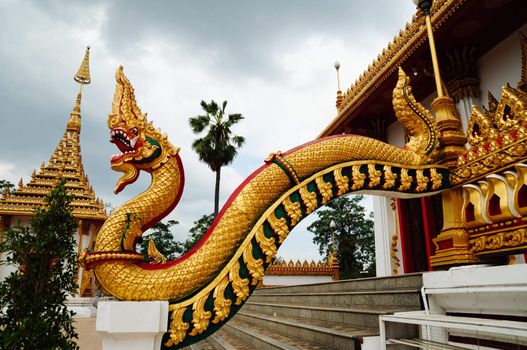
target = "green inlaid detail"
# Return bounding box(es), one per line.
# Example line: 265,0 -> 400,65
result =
120,212 -> 140,251
272,159 -> 298,185
251,239 -> 264,261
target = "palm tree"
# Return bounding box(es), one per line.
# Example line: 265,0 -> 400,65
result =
189,100 -> 245,216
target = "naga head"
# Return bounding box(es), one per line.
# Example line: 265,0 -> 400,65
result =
108,66 -> 179,194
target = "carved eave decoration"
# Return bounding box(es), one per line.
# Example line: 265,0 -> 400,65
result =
320,0 -> 466,137
452,85 -> 527,185
462,163 -> 527,257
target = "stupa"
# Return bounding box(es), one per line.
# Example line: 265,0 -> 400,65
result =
0,48 -> 106,297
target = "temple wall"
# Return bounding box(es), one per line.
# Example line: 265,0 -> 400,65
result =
0,215 -> 31,281
0,215 -> 91,288
262,275 -> 334,286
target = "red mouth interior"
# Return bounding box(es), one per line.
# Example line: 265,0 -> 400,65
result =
110,128 -> 138,162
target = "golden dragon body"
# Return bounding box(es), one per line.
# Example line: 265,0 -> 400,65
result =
82,67 -> 449,348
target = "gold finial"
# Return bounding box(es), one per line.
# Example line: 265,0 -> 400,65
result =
334,61 -> 341,91
74,47 -> 91,85
334,61 -> 343,109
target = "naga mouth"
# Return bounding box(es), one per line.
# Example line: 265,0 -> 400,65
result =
110,128 -> 140,162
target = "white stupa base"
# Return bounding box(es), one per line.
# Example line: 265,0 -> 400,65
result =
96,301 -> 169,350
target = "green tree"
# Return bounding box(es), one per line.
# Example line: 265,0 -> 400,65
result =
183,213 -> 215,253
189,100 -> 245,216
0,179 -> 14,195
307,195 -> 375,279
0,178 -> 79,349
138,220 -> 183,261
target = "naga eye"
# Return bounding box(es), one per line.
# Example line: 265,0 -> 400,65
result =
131,127 -> 138,135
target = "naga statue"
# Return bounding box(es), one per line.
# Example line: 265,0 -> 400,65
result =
81,66 -> 450,348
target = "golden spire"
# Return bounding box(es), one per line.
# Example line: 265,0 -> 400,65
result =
68,47 -> 91,132
67,92 -> 82,132
74,47 -> 91,85
0,47 -> 105,221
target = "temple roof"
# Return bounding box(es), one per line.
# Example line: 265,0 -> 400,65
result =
0,48 -> 106,221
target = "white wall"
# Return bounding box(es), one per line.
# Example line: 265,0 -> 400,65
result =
262,275 -> 333,286
0,216 -> 31,281
373,122 -> 406,277
479,24 -> 527,107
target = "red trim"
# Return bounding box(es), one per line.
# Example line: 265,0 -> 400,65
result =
488,194 -> 501,216
420,197 -> 436,271
397,199 -> 414,273
437,239 -> 453,250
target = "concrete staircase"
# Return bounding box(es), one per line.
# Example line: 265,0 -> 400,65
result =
189,273 -> 423,350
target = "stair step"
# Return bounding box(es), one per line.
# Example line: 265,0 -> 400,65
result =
187,329 -> 253,350
256,273 -> 422,294
233,310 -> 377,350
243,301 -> 413,329
246,301 -> 411,315
225,319 -> 332,350
249,289 -> 421,308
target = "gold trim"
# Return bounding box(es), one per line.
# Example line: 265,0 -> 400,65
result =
211,276 -> 231,324
243,243 -> 265,286
228,261 -> 249,306
165,307 -> 189,347
368,164 -> 382,188
470,228 -> 527,254
267,212 -> 289,244
188,297 -> 211,337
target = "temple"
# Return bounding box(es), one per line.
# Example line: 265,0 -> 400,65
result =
320,0 -> 527,275
0,48 -> 106,297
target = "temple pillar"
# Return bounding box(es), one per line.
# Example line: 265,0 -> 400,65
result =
373,196 -> 396,276
331,254 -> 340,281
430,188 -> 478,267
429,63 -> 476,266
444,46 -> 481,132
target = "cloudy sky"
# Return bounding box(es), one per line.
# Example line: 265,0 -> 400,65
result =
0,0 -> 417,260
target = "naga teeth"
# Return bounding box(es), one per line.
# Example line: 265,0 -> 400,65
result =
130,136 -> 139,148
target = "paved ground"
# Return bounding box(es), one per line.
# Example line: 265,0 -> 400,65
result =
75,317 -> 102,350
